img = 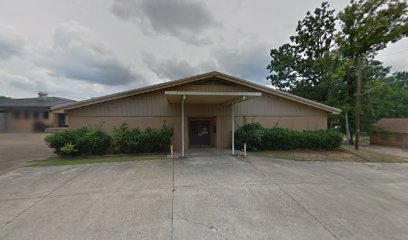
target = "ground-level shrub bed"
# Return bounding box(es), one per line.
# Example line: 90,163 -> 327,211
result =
45,127 -> 110,157
45,123 -> 173,157
234,123 -> 342,151
111,123 -> 173,154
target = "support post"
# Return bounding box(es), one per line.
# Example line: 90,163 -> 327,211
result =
231,103 -> 235,155
244,143 -> 247,158
181,95 -> 186,157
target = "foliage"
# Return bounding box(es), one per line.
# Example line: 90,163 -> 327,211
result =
45,127 -> 110,157
262,128 -> 301,150
234,123 -> 342,151
300,130 -> 343,150
267,2 -> 339,102
111,123 -> 173,154
336,0 -> 408,59
267,0 -> 408,135
60,143 -> 77,156
234,123 -> 265,151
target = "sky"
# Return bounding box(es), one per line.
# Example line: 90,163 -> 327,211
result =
0,0 -> 407,100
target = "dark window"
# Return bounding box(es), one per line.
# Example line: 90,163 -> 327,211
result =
13,111 -> 20,119
24,111 -> 30,119
43,111 -> 49,119
33,111 -> 39,119
381,131 -> 389,140
58,114 -> 66,127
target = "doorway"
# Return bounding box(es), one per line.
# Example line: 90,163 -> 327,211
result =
189,120 -> 211,147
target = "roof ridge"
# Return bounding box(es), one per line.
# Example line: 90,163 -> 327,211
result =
51,71 -> 341,114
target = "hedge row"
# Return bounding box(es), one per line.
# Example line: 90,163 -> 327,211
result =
45,123 -> 173,157
234,123 -> 342,151
111,123 -> 173,154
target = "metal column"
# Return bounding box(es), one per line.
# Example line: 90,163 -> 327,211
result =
181,95 -> 186,157
231,103 -> 235,155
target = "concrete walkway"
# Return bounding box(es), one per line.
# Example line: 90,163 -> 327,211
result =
1,153 -> 408,239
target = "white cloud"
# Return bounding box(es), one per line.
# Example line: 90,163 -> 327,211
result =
0,0 -> 406,100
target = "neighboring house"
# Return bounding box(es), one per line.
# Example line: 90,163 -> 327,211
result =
52,71 -> 341,156
0,92 -> 76,132
370,118 -> 408,149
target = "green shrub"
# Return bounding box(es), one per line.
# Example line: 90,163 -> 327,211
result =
45,127 -> 110,157
234,123 -> 342,151
263,128 -> 301,150
60,143 -> 77,156
300,130 -> 343,150
234,123 -> 265,151
111,123 -> 172,154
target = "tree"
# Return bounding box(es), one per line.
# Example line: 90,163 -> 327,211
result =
337,0 -> 408,149
267,2 -> 338,103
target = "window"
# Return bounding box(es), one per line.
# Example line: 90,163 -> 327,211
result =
43,111 -> 49,119
33,111 -> 39,119
24,111 -> 30,119
395,133 -> 403,142
13,111 -> 20,119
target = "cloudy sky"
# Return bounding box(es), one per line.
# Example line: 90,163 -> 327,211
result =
0,0 -> 407,100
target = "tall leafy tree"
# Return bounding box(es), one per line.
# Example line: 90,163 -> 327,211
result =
267,2 -> 338,102
336,0 -> 408,149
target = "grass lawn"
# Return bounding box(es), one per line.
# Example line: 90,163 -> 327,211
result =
28,154 -> 166,167
249,146 -> 408,163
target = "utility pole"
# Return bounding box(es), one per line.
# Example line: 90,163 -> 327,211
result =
355,58 -> 363,150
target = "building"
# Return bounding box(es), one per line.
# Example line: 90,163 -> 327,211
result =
0,92 -> 75,132
370,118 -> 408,149
52,71 -> 341,156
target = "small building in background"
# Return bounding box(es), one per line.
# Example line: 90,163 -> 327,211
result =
0,92 -> 76,132
370,118 -> 408,149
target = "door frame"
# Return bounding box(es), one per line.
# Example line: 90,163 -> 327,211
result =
188,117 -> 216,148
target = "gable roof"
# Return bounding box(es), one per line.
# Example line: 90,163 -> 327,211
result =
0,96 -> 75,108
51,71 -> 341,114
376,118 -> 408,134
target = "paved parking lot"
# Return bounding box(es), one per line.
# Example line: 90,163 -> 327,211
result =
1,150 -> 408,239
0,133 -> 52,174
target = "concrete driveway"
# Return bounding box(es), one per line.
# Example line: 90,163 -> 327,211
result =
0,133 -> 53,174
1,150 -> 408,240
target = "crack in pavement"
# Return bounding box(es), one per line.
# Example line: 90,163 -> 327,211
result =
174,213 -> 229,240
5,165 -> 91,225
238,156 -> 340,240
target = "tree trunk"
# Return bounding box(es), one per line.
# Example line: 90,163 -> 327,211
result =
355,59 -> 363,150
345,111 -> 352,145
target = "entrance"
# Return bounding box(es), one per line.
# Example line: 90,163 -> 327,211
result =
189,120 -> 211,147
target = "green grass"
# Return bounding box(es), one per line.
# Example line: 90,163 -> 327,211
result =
28,154 -> 166,167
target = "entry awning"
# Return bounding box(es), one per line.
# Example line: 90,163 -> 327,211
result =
165,91 -> 262,105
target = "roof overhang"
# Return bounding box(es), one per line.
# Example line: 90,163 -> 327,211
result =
51,71 -> 341,114
165,91 -> 262,105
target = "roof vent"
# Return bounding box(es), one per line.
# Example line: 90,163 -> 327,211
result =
38,91 -> 48,99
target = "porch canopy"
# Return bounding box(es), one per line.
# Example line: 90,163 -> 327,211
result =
165,91 -> 262,157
